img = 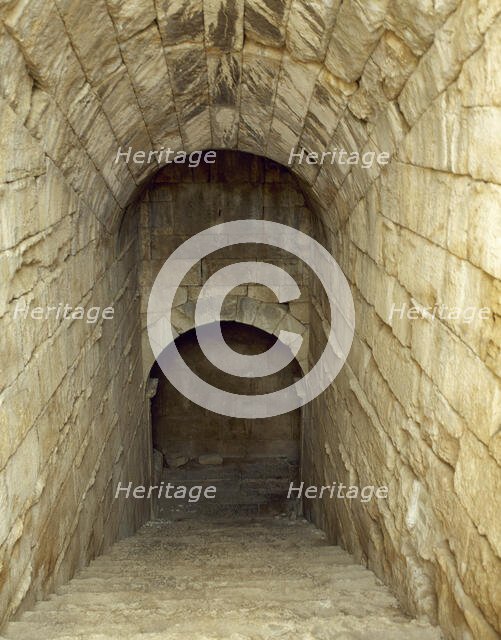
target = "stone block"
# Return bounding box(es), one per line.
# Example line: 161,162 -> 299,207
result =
411,317 -> 501,444
204,0 -> 244,51
119,25 -> 179,146
156,0 -> 204,45
165,44 -> 210,112
286,0 -> 340,61
373,30 -> 418,100
244,0 -> 290,47
385,0 -> 458,56
398,0 -> 483,126
208,53 -> 242,108
324,0 -> 387,82
455,430 -> 501,556
0,26 -> 33,123
236,296 -> 261,326
198,453 -> 223,465
105,0 -> 156,42
239,43 -> 281,152
54,0 -> 122,86
253,301 -> 287,333
400,87 -> 501,184
396,228 -> 447,308
372,323 -> 422,414
446,178 -> 501,280
208,53 -> 242,146
380,163 -> 450,248
457,17 -> 501,107
270,56 -> 320,144
299,70 -> 353,181
0,100 -> 45,184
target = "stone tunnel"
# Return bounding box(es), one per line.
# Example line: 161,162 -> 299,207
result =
0,1 -> 500,639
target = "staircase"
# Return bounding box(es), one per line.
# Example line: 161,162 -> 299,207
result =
3,516 -> 442,639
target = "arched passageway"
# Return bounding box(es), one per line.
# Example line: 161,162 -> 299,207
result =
149,321 -> 302,518
1,2 -> 499,639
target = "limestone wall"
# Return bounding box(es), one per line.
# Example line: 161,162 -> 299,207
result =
302,6 -> 501,638
0,1 -> 499,638
0,160 -> 150,626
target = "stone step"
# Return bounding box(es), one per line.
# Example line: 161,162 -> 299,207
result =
89,541 -> 347,558
100,544 -> 339,560
116,517 -> 314,533
3,516 -> 442,640
83,546 -> 353,569
102,535 -> 335,554
21,594 -> 403,624
30,590 -> 398,617
78,563 -> 361,580
160,459 -> 296,481
108,521 -> 322,538
56,573 -> 381,596
4,613 -> 442,640
78,558 -> 358,578
102,538 -> 331,552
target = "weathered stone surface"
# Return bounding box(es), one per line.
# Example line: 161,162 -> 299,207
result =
385,0 -> 459,55
457,15 -> 501,106
286,0 -> 340,61
164,44 -> 212,149
0,2 -> 500,639
198,453 -> 223,465
0,100 -> 45,183
244,0 -> 290,47
373,31 -> 418,100
299,69 -> 355,183
455,431 -> 501,556
324,0 -> 387,82
398,0 -> 484,126
400,88 -> 501,183
96,67 -> 153,179
411,317 -> 500,444
208,52 -> 241,107
120,25 -> 180,146
105,0 -> 156,41
268,55 -> 320,161
239,43 -> 282,153
204,0 -> 244,51
156,0 -> 204,45
54,0 -> 122,86
0,25 -> 33,122
350,32 -> 418,122
3,0 -> 86,105
167,455 -> 189,468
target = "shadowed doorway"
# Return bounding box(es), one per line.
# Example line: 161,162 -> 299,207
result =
149,321 -> 302,518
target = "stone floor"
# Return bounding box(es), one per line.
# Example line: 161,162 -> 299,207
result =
3,516 -> 443,639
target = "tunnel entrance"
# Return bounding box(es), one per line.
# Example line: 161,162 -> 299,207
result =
149,321 -> 302,519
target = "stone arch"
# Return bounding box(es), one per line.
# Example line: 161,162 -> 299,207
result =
1,0 -> 456,236
142,294 -> 309,383
147,320 -> 304,518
